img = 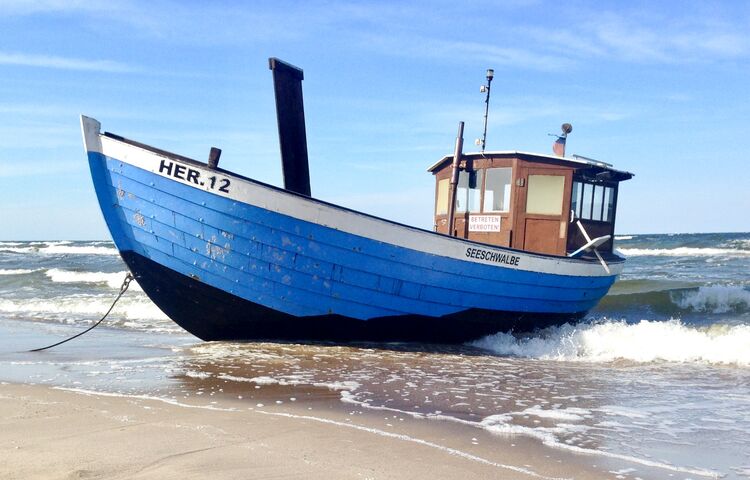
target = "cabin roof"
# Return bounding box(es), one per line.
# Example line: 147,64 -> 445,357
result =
427,150 -> 634,182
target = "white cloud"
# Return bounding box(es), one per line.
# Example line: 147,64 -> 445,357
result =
358,33 -> 574,72
0,51 -> 138,73
0,0 -> 114,15
493,7 -> 750,66
577,9 -> 750,64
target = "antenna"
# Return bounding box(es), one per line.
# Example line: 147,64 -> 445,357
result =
478,68 -> 494,153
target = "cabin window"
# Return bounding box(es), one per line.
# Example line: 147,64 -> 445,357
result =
592,186 -> 604,221
456,170 -> 483,213
571,181 -> 581,217
526,175 -> 565,215
604,186 -> 615,222
572,180 -> 617,222
483,167 -> 512,212
581,183 -> 593,218
436,179 -> 450,215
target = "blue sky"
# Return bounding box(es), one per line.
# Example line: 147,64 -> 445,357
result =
0,0 -> 748,240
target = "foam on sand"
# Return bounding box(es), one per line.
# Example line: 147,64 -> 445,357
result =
339,388 -> 721,478
52,387 -> 559,479
215,373 -> 361,392
478,411 -> 720,478
257,410 -> 557,479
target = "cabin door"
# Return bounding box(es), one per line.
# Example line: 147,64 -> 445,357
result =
512,167 -> 572,256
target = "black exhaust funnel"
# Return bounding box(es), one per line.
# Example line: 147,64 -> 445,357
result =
269,57 -> 311,197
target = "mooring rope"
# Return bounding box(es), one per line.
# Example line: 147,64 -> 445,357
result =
29,273 -> 134,352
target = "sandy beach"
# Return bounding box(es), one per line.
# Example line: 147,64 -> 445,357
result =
1,382 -> 647,480
2,235 -> 749,479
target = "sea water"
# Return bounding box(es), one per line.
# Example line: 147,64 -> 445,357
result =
1,233 -> 749,478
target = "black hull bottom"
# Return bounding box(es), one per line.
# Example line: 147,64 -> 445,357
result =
121,251 -> 584,343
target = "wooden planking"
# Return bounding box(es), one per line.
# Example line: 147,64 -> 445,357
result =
106,167 -> 612,316
110,169 -> 611,304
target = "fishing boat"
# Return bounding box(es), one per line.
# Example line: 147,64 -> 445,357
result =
81,58 -> 633,342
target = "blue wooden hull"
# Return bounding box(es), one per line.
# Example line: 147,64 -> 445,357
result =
82,117 -> 624,342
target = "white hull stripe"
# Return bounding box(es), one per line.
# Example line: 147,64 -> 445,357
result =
81,116 -> 622,278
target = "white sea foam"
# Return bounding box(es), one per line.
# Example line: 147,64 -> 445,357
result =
0,268 -> 39,275
614,235 -> 633,240
215,373 -> 361,392
314,380 -> 361,391
722,238 -> 750,250
0,295 -> 168,321
478,412 -> 720,478
0,244 -> 118,255
596,405 -> 649,419
44,269 -> 140,290
216,375 -> 280,385
617,247 -> 750,257
673,285 -> 750,313
39,244 -> 119,255
519,405 -> 590,422
0,247 -> 32,254
470,320 -> 750,366
339,392 -> 719,478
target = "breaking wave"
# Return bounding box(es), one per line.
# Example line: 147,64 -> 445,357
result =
0,269 -> 39,275
0,244 -> 117,255
595,281 -> 750,318
618,247 -> 750,257
38,244 -> 117,255
44,269 -> 140,290
0,295 -> 168,322
673,285 -> 750,314
721,238 -> 750,250
470,319 -> 750,366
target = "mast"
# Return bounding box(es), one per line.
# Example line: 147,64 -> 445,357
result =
269,57 -> 311,196
446,121 -> 465,236
479,68 -> 494,153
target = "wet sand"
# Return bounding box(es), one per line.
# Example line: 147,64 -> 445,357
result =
0,382 -> 646,480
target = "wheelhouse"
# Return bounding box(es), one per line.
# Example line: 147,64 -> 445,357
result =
429,151 -> 633,257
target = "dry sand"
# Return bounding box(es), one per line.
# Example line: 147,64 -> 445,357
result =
0,383 -> 646,479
